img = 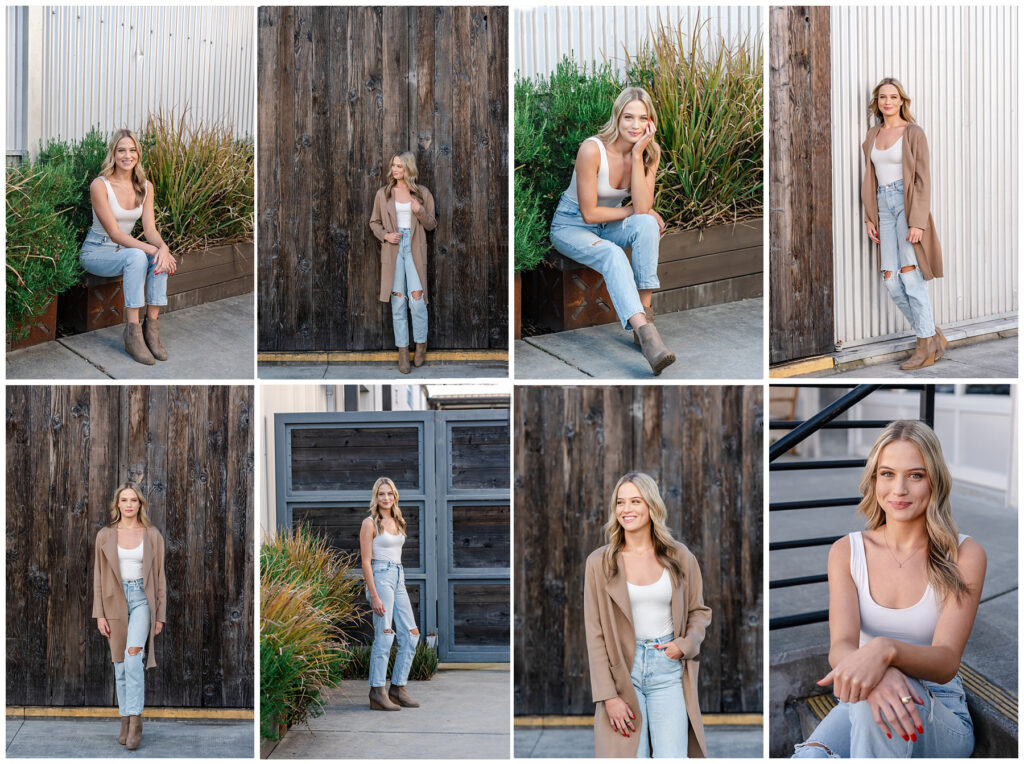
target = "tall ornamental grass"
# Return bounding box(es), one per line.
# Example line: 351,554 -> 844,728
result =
627,18 -> 763,231
513,18 -> 763,271
260,527 -> 365,741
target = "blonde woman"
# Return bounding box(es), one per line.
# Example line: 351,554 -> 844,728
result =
81,129 -> 178,365
359,477 -> 421,710
792,420 -> 986,758
92,484 -> 167,750
549,87 -> 674,375
369,153 -> 437,374
583,472 -> 711,757
861,78 -> 946,370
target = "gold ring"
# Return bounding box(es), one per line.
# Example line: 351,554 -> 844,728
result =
901,696 -> 912,705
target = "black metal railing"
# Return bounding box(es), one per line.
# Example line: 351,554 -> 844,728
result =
769,384 -> 936,629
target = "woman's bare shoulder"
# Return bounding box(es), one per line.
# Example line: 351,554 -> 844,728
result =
829,533 -> 853,560
577,138 -> 601,161
360,516 -> 376,534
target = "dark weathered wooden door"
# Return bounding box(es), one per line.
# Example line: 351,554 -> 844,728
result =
275,410 -> 510,661
434,411 -> 510,661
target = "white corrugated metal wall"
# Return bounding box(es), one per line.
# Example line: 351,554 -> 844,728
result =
7,7 -> 30,159
515,5 -> 762,79
9,5 -> 253,157
831,6 -> 1018,348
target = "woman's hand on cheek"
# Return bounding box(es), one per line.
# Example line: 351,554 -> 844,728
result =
817,638 -> 893,703
655,641 -> 683,660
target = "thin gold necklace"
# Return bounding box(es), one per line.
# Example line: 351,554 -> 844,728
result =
882,525 -> 926,568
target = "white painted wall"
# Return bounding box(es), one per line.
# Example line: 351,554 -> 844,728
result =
514,5 -> 762,79
7,5 -> 254,159
830,6 -> 1018,348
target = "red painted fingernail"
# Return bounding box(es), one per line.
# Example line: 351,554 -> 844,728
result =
910,734 -> 917,742
902,735 -> 909,741
917,726 -> 923,734
886,733 -> 891,739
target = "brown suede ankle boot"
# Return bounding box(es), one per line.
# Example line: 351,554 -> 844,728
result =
126,715 -> 142,750
142,317 -> 168,361
369,686 -> 402,710
633,307 -> 655,346
124,323 -> 156,365
933,326 -> 948,360
118,716 -> 130,745
414,342 -> 427,367
900,336 -> 936,370
397,346 -> 411,374
388,683 -> 420,708
636,323 -> 676,376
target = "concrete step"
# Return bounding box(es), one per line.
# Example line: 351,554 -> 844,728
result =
789,664 -> 1017,758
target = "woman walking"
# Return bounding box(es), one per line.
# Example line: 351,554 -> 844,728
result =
861,78 -> 946,370
81,129 -> 178,365
92,483 -> 167,750
359,477 -> 421,710
369,153 -> 437,374
549,87 -> 674,375
584,472 -> 712,757
792,420 -> 986,757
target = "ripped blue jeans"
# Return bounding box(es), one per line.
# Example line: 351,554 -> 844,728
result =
631,633 -> 687,758
549,196 -> 661,330
367,560 -> 419,688
114,578 -> 150,716
792,674 -> 973,758
876,180 -> 936,339
80,231 -> 168,309
391,228 -> 428,347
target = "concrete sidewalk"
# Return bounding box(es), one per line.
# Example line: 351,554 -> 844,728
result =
514,722 -> 763,758
266,667 -> 509,759
6,294 -> 254,380
516,297 -> 763,379
5,717 -> 253,758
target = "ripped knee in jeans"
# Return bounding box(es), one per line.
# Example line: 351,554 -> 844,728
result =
127,645 -> 143,657
410,628 -> 420,636
392,292 -> 403,298
410,291 -> 423,301
882,270 -> 894,280
793,741 -> 838,758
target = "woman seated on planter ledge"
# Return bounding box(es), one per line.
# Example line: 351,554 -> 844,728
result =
549,87 -> 673,376
80,129 -> 178,365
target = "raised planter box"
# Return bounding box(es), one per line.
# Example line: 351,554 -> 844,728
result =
7,298 -> 58,350
522,218 -> 763,334
59,242 -> 254,333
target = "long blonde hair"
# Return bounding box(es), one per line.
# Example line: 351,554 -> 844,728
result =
369,476 -> 407,536
107,482 -> 152,527
857,420 -> 967,601
595,87 -> 661,178
602,472 -> 682,583
868,77 -> 917,125
384,152 -> 425,204
99,129 -> 148,207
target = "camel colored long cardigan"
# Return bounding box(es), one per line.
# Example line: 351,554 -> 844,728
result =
368,186 -> 437,303
92,525 -> 167,668
584,541 -> 712,758
861,123 -> 943,280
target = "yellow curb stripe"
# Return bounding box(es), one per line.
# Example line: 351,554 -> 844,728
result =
769,355 -> 835,378
515,713 -> 762,727
259,350 -> 508,363
438,662 -> 509,670
8,706 -> 253,720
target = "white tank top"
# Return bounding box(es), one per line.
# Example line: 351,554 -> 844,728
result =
395,201 -> 412,229
870,135 -> 904,186
850,530 -> 969,647
626,568 -> 674,640
90,176 -> 146,236
117,540 -> 144,581
371,529 -> 405,564
563,137 -> 630,208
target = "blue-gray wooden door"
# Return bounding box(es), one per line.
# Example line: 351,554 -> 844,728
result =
275,410 -> 509,661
